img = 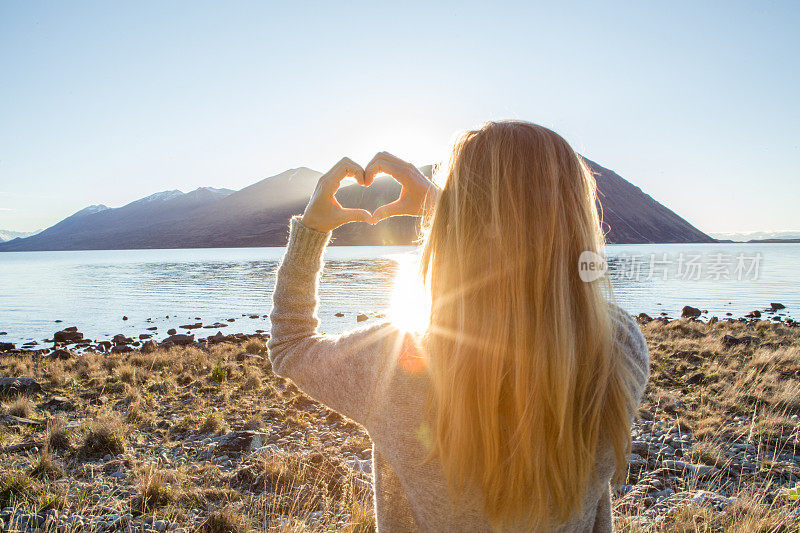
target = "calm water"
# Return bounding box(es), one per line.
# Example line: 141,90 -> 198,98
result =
0,243 -> 798,346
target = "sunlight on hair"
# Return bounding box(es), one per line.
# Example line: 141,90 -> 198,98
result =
388,251 -> 431,333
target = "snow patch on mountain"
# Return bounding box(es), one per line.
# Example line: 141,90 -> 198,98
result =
73,205 -> 109,217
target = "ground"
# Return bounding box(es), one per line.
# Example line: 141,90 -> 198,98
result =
1,317 -> 799,532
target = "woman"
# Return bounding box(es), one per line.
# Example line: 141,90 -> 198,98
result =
269,121 -> 649,532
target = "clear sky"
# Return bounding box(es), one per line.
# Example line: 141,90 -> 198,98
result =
1,1 -> 798,234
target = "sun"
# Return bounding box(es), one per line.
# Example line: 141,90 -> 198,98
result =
387,251 -> 431,333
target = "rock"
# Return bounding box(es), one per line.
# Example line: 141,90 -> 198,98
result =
0,342 -> 16,351
167,329 -> 177,335
111,345 -> 134,354
50,348 -> 73,360
770,302 -> 785,311
162,334 -> 194,346
334,312 -> 344,317
745,310 -> 761,318
146,326 -> 158,331
141,340 -> 158,353
708,316 -> 718,325
97,341 -> 113,352
686,372 -> 706,385
180,323 -> 203,330
681,306 -> 702,319
692,490 -> 734,508
53,328 -> 84,343
112,334 -> 133,345
722,334 -> 758,349
356,314 -> 368,322
637,313 -> 652,323
628,453 -> 648,469
122,316 -> 128,321
208,331 -> 233,344
39,395 -> 75,411
0,377 -> 42,397
139,334 -> 152,340
661,460 -> 718,478
216,431 -> 264,453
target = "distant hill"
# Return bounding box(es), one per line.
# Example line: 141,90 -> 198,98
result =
710,230 -> 800,243
0,228 -> 40,242
0,159 -> 713,251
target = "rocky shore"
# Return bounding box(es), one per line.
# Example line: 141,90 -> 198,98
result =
1,308 -> 799,532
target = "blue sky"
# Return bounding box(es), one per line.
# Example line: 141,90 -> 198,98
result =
1,1 -> 798,234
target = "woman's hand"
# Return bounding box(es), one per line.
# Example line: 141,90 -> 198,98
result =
300,157 -> 373,233
364,152 -> 439,223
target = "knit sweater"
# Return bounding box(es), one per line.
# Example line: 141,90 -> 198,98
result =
268,217 -> 650,532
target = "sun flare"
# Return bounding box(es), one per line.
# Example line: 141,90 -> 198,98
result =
388,252 -> 431,333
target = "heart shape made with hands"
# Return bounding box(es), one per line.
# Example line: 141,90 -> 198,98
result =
300,152 -> 438,233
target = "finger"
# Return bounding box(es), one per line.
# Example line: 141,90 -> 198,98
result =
322,157 -> 365,194
338,208 -> 373,225
371,198 -> 409,223
364,152 -> 411,186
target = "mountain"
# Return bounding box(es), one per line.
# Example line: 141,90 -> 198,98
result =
709,230 -> 800,243
586,160 -> 713,244
0,229 -> 41,242
0,159 -> 712,251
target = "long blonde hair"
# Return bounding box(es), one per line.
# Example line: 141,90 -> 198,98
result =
420,121 -> 634,530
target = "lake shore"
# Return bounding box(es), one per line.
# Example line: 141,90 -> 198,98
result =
1,313 -> 800,531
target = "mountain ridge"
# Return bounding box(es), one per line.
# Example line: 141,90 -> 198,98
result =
0,159 -> 714,251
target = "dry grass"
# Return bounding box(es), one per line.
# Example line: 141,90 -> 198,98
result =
5,396 -> 34,418
0,322 -> 797,531
79,410 -> 127,458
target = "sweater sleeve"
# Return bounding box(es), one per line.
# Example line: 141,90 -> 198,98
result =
267,217 -> 403,426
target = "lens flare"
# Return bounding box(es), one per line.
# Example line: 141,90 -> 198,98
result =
388,252 -> 430,333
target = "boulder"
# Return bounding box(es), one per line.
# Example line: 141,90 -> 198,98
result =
745,310 -> 761,318
113,334 -> 133,345
208,331 -> 233,344
636,313 -> 652,323
97,341 -> 113,352
681,306 -> 702,319
163,334 -> 194,346
770,302 -> 786,311
356,314 -> 368,322
0,342 -> 15,351
54,328 -> 84,343
167,328 -> 177,335
139,333 -> 152,340
0,377 -> 42,397
146,326 -> 158,331
180,323 -> 203,330
111,345 -> 134,354
335,312 -> 345,317
50,348 -> 73,360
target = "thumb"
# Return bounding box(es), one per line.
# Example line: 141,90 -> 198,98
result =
371,199 -> 404,224
340,208 -> 373,225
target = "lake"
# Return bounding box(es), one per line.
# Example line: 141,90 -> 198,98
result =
0,243 -> 798,346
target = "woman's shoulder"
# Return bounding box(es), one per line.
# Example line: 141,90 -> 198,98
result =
608,304 -> 650,384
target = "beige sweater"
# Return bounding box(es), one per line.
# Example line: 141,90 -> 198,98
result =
269,217 -> 650,532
